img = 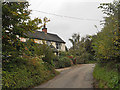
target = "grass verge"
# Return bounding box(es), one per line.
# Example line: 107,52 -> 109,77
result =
93,62 -> 119,88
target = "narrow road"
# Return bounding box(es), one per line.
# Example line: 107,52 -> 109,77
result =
35,64 -> 95,88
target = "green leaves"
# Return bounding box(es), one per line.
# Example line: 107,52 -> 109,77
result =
2,56 -> 56,88
93,63 -> 119,88
2,2 -> 42,61
92,0 -> 120,62
24,39 -> 55,65
69,33 -> 80,50
69,33 -> 95,64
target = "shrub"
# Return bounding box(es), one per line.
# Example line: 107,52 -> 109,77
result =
2,56 -> 57,89
76,53 -> 95,64
53,55 -> 59,61
76,56 -> 85,64
59,51 -> 70,57
42,47 -> 55,65
54,57 -> 72,68
25,40 -> 55,65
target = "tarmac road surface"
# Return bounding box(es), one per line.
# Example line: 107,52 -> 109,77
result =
35,64 -> 95,88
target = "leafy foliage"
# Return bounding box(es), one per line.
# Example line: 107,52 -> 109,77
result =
92,0 -> 120,62
24,39 -> 55,65
69,33 -> 80,50
93,0 -> 120,88
69,34 -> 95,64
2,56 -> 57,88
54,57 -> 72,68
2,2 -> 42,61
2,2 -> 57,89
53,51 -> 73,68
93,63 -> 119,88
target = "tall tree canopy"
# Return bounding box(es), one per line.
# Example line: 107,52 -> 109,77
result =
2,2 -> 42,60
92,0 -> 120,62
69,33 -> 80,50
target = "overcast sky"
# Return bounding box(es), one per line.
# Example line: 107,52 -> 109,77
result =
28,0 -> 114,48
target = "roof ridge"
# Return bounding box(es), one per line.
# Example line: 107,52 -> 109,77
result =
27,30 -> 65,43
35,30 -> 58,36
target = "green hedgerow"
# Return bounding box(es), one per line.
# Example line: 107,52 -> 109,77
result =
2,56 -> 57,89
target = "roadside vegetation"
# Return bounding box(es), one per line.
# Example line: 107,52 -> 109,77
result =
66,0 -> 120,88
92,0 -> 120,88
2,1 -> 79,89
2,0 -> 120,89
68,33 -> 96,64
2,56 -> 58,88
53,34 -> 97,69
53,52 -> 72,68
93,62 -> 119,88
2,2 -> 58,89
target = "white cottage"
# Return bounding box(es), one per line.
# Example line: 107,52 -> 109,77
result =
20,27 -> 66,55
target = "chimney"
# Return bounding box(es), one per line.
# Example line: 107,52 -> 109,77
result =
42,24 -> 47,33
42,28 -> 47,33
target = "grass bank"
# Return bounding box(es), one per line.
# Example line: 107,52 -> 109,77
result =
2,56 -> 59,89
93,62 -> 119,88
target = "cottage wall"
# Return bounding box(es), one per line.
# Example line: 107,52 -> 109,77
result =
51,42 -> 56,48
61,43 -> 66,51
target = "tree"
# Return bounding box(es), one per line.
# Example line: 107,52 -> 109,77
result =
2,2 -> 42,61
92,0 -> 120,62
69,34 -> 95,63
43,17 -> 50,28
69,33 -> 80,49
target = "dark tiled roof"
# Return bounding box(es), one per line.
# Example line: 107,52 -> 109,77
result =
26,31 -> 65,43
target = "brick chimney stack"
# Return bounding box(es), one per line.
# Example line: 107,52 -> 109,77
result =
42,24 -> 47,33
42,28 -> 47,33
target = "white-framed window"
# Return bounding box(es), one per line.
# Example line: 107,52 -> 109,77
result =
56,42 -> 61,49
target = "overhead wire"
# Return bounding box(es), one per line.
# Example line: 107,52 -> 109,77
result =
32,9 -> 101,21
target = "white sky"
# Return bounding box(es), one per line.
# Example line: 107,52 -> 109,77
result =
28,0 -> 114,48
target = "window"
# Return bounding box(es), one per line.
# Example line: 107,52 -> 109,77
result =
56,42 -> 61,49
47,41 -> 51,46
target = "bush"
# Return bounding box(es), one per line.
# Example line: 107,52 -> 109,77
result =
54,57 -> 72,68
53,55 -> 59,61
76,56 -> 85,64
2,56 -> 57,89
59,51 -> 70,57
76,53 -> 95,64
42,47 -> 55,65
25,40 -> 55,65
